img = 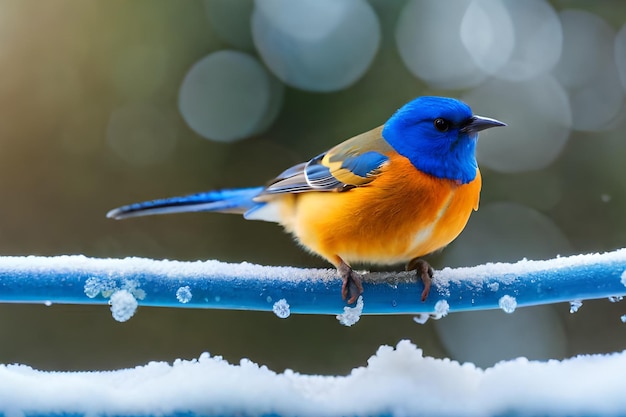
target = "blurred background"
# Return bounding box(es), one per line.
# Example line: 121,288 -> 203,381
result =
0,0 -> 626,373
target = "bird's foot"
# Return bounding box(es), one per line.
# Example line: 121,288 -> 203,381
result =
337,260 -> 363,305
406,258 -> 434,302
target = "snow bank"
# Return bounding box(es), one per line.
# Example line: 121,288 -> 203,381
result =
0,340 -> 624,416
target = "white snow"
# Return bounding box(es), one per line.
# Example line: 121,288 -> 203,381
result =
431,248 -> 626,295
272,298 -> 290,319
609,295 -> 623,303
109,290 -> 138,322
569,299 -> 583,313
84,276 -> 116,298
1,340 -> 626,416
413,314 -> 430,324
176,286 -> 192,303
336,296 -> 363,326
433,299 -> 450,319
498,295 -> 517,313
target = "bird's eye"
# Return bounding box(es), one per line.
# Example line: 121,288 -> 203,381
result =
434,118 -> 450,132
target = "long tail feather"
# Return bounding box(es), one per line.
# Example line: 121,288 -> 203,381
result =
107,187 -> 264,220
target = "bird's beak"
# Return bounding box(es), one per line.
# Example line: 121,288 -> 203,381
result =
460,115 -> 507,134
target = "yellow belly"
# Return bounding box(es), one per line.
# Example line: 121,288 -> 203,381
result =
275,154 -> 481,267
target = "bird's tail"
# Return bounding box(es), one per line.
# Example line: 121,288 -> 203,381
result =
106,187 -> 265,220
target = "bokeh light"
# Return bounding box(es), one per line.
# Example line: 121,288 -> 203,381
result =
106,102 -> 179,166
616,23 -> 626,92
460,0 -> 514,76
178,50 -> 284,143
554,10 -> 623,132
396,0 -> 487,89
463,76 -> 572,173
492,0 -> 562,81
252,0 -> 380,92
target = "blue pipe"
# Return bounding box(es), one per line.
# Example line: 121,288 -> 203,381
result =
0,250 -> 624,316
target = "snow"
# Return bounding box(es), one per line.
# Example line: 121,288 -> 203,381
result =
1,340 -> 626,416
109,290 -> 138,322
498,295 -> 517,313
84,276 -> 117,298
609,295 -> 624,303
569,299 -> 583,313
176,286 -> 192,303
433,299 -> 450,319
336,296 -> 363,326
272,298 -> 290,318
413,314 -> 430,324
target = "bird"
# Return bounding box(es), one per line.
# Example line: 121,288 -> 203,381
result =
107,96 -> 505,304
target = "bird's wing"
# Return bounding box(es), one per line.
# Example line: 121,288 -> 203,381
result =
260,126 -> 392,196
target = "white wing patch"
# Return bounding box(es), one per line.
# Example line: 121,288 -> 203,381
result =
244,202 -> 282,223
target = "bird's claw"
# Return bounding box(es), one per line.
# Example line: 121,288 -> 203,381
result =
407,258 -> 434,301
337,261 -> 363,304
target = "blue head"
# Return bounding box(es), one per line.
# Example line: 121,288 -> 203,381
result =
382,96 -> 505,184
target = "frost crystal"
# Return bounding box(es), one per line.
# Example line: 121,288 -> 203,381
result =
176,286 -> 192,304
122,279 -> 146,300
621,315 -> 626,323
569,300 -> 583,314
84,277 -> 116,299
413,314 -> 429,324
433,300 -> 450,319
498,295 -> 517,313
487,282 -> 500,292
272,299 -> 290,319
609,295 -> 623,303
109,290 -> 138,322
336,296 -> 364,326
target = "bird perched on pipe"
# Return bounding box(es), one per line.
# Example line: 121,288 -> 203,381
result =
107,96 -> 505,304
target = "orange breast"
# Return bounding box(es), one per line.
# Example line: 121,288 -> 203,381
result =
277,153 -> 481,267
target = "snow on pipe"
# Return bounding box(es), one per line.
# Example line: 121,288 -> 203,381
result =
0,249 -> 625,322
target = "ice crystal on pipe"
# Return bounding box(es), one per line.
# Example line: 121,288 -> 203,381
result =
413,314 -> 429,324
272,299 -> 290,319
176,286 -> 192,304
109,290 -> 138,322
336,296 -> 363,326
569,299 -> 583,313
499,295 -> 517,313
433,300 -> 450,319
84,276 -> 116,299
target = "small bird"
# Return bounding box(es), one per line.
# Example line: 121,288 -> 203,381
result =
107,96 -> 505,304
